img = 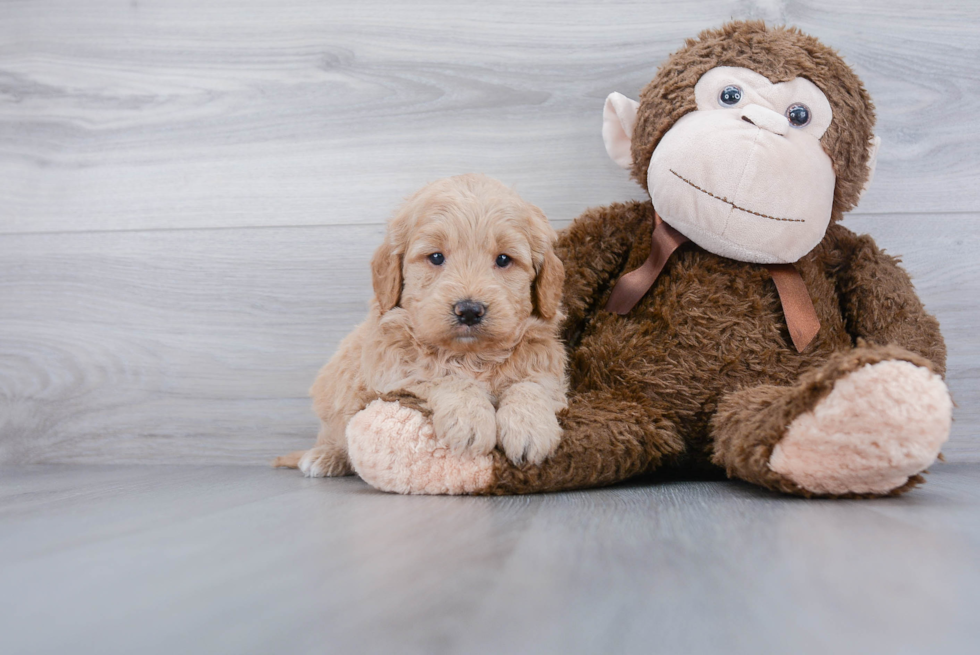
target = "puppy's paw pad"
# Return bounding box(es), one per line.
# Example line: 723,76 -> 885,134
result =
496,404 -> 562,465
770,360 -> 952,495
298,446 -> 352,478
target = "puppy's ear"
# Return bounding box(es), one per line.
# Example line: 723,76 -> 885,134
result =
371,238 -> 402,313
532,249 -> 564,321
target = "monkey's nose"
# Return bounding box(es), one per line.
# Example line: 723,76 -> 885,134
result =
740,104 -> 789,136
454,300 -> 486,326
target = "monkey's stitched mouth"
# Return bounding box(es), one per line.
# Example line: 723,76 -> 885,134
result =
669,169 -> 805,223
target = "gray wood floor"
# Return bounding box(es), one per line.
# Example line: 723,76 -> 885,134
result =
1,0 -> 979,465
1,464 -> 979,655
1,5 -> 979,652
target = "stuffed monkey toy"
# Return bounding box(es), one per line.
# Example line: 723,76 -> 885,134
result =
342,21 -> 953,497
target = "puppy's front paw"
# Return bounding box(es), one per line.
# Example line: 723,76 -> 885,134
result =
432,398 -> 497,456
298,445 -> 353,478
496,403 -> 562,465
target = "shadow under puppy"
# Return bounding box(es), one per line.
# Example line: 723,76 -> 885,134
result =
275,174 -> 568,477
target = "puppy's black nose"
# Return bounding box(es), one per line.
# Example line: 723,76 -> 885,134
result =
454,300 -> 486,326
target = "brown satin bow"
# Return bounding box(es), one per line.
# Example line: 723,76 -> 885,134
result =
604,212 -> 820,353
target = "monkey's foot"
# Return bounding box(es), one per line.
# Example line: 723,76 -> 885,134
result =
346,400 -> 494,495
769,360 -> 952,495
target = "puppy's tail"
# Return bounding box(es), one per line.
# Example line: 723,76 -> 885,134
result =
272,450 -> 306,469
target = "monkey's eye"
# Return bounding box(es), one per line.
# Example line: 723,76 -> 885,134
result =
427,252 -> 445,266
786,104 -> 811,127
495,254 -> 512,268
719,85 -> 742,106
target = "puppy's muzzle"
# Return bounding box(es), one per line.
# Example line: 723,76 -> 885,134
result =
454,300 -> 486,326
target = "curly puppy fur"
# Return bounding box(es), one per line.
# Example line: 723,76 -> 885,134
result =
274,174 -> 568,476
405,22 -> 947,497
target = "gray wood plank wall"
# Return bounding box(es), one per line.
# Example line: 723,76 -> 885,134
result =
1,0 -> 978,465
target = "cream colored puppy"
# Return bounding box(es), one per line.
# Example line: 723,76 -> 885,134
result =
275,174 -> 568,477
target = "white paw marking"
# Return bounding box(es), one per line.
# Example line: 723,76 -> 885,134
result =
298,450 -> 326,478
298,446 -> 349,478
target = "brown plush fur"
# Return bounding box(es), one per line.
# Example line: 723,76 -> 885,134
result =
711,341 -> 938,497
461,22 -> 947,497
484,199 -> 945,496
346,22 -> 947,499
631,21 -> 876,223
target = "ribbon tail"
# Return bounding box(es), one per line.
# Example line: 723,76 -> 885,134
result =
765,263 -> 820,353
605,215 -> 688,315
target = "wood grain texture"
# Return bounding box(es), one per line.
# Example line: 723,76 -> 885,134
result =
0,1 -> 977,466
1,213 -> 976,465
0,0 -> 978,235
2,464 -> 980,654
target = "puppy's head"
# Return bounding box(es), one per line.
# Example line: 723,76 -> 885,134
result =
372,174 -> 563,352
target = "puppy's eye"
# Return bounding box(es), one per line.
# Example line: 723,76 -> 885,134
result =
427,253 -> 445,266
495,254 -> 512,268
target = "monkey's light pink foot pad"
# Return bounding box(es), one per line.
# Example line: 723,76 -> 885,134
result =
347,400 -> 493,495
770,361 -> 952,495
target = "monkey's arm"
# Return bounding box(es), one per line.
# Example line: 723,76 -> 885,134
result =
556,200 -> 653,346
831,224 -> 946,374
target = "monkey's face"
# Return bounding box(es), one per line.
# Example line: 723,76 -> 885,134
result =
647,67 -> 836,264
603,64 -> 877,265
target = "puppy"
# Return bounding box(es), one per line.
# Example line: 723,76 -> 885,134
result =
274,174 -> 568,477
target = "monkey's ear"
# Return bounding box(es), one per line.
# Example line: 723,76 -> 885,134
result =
856,135 -> 881,205
371,239 -> 402,313
602,92 -> 640,169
